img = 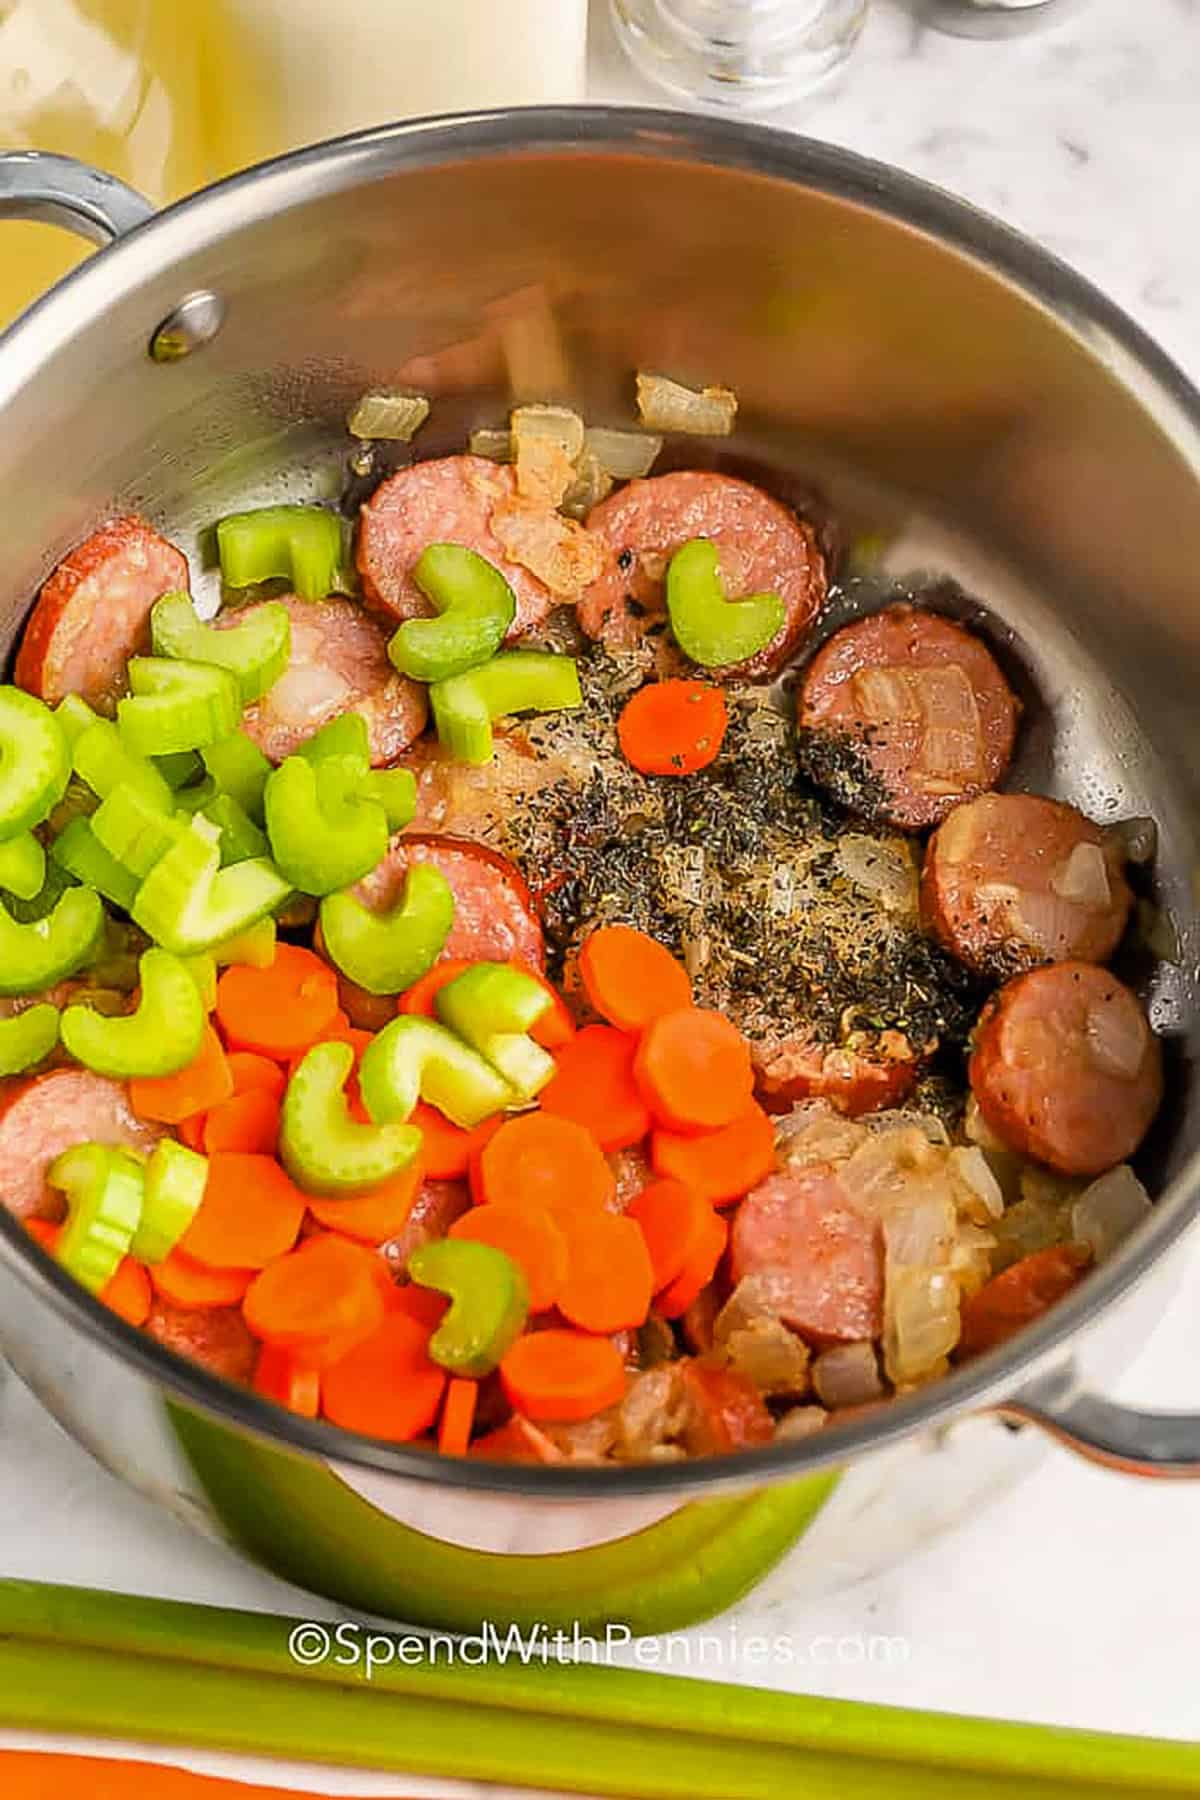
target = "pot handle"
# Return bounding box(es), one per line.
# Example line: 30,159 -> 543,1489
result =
0,151 -> 153,246
998,1365 -> 1200,1478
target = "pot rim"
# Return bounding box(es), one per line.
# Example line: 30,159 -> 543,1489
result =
2,105 -> 1198,1500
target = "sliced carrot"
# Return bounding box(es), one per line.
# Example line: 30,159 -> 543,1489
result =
500,1329 -> 627,1423
227,1051 -> 287,1100
476,1112 -> 615,1218
202,1088 -> 282,1156
650,1103 -> 776,1206
322,1312 -> 446,1441
627,1177 -> 716,1293
959,1244 -> 1091,1356
450,1202 -> 568,1312
285,1015 -> 366,1079
101,1255 -> 152,1327
177,1111 -> 207,1151
180,1153 -> 305,1270
411,1100 -> 473,1179
23,1219 -> 60,1251
242,1234 -> 385,1352
514,959 -> 577,1050
254,1343 -> 320,1418
307,1154 -> 425,1245
633,1006 -> 754,1134
466,1113 -> 508,1203
555,1209 -> 654,1334
130,1023 -> 233,1125
617,679 -> 728,777
150,1249 -> 254,1310
216,943 -> 340,1060
538,1025 -> 651,1151
655,1207 -> 728,1320
578,924 -> 691,1034
398,957 -> 475,1017
438,1377 -> 479,1456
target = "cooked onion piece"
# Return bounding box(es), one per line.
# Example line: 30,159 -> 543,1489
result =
346,391 -> 430,441
1071,1164 -> 1151,1262
636,371 -> 738,436
811,1340 -> 883,1409
584,426 -> 664,480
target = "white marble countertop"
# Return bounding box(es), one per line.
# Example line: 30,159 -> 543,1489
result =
3,0 -> 1199,1791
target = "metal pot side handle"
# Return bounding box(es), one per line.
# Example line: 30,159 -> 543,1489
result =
0,150 -> 154,247
999,1366 -> 1200,1478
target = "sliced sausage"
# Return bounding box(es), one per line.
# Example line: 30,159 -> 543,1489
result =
353,831 -> 545,970
921,794 -> 1132,978
356,455 -> 556,638
578,470 -> 826,679
679,1361 -> 775,1454
797,606 -> 1019,829
969,963 -> 1163,1177
752,1029 -> 920,1117
14,516 -> 188,714
143,1301 -> 258,1385
380,1178 -> 472,1272
0,1070 -> 164,1221
231,595 -> 427,766
729,1163 -> 883,1344
958,1244 -> 1091,1356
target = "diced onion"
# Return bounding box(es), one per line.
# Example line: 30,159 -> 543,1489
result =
965,1094 -> 1008,1153
865,1110 -> 951,1146
1108,815 -> 1158,865
616,1367 -> 688,1459
490,498 -> 606,597
560,449 -> 615,521
835,833 -> 918,914
346,391 -> 430,441
884,1264 -> 959,1387
949,1145 -> 1004,1220
584,425 -> 664,480
777,1109 -> 867,1170
913,666 -> 983,780
636,371 -> 737,436
811,1341 -> 883,1409
1050,841 -> 1111,908
1084,995 -> 1147,1079
1071,1164 -> 1151,1262
839,1128 -> 940,1217
775,1406 -> 828,1441
722,1319 -> 811,1397
468,426 -> 514,462
933,803 -> 977,866
511,404 -> 585,462
852,666 -> 919,723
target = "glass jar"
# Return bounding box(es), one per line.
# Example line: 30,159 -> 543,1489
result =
609,0 -> 869,111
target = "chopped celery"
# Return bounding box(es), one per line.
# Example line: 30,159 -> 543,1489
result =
281,1040 -> 422,1197
0,687 -> 70,839
198,793 -> 270,866
389,543 -> 515,684
430,651 -> 581,765
91,783 -> 185,881
0,832 -> 46,902
50,1143 -> 144,1295
0,1003 -> 60,1075
666,538 -> 785,669
118,658 -> 241,757
152,592 -> 291,703
298,713 -> 370,766
132,818 -> 292,955
0,886 -> 105,995
211,917 -> 277,969
154,750 -> 203,791
54,693 -> 99,750
408,1237 -> 529,1378
61,947 -> 205,1079
50,819 -> 140,911
365,768 -> 417,832
360,1015 -> 512,1130
73,721 -> 173,812
200,732 -> 272,825
217,505 -> 344,602
318,863 -> 453,996
131,1139 -> 208,1264
183,953 -> 218,1011
264,754 -> 387,897
435,962 -> 555,1102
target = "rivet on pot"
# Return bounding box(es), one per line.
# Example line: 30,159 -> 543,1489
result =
149,291 -> 225,363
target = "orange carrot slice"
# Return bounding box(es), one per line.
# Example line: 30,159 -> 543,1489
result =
254,1343 -> 320,1418
25,1219 -> 151,1325
655,1207 -> 728,1320
650,1103 -> 776,1205
242,1234 -> 385,1353
617,680 -> 728,777
307,1154 -> 425,1246
202,1088 -> 281,1156
578,924 -> 691,1033
555,1209 -> 655,1334
226,1051 -> 287,1101
500,1329 -> 627,1422
633,1006 -> 754,1134
627,1177 -> 715,1293
130,1024 -> 233,1124
476,1112 -> 615,1218
321,1313 -> 446,1441
397,958 -> 475,1017
179,1153 -> 305,1270
150,1249 -> 253,1310
449,1202 -> 568,1313
216,944 -> 339,1060
538,1025 -> 651,1151
438,1377 -> 478,1456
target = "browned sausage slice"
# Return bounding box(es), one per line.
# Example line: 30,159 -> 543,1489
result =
381,1177 -> 472,1272
921,794 -> 1132,978
0,1070 -> 164,1221
230,595 -> 427,765
14,516 -> 188,714
752,1028 -> 920,1117
143,1302 -> 258,1385
798,606 -> 1019,829
729,1163 -> 883,1344
356,455 -> 556,637
969,963 -> 1162,1176
353,831 -> 545,970
579,470 -> 826,679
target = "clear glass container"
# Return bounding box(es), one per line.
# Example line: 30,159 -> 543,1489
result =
609,0 -> 869,112
922,0 -> 1079,35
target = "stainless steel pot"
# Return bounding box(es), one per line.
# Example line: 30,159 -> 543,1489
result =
1,111 -> 1199,1636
